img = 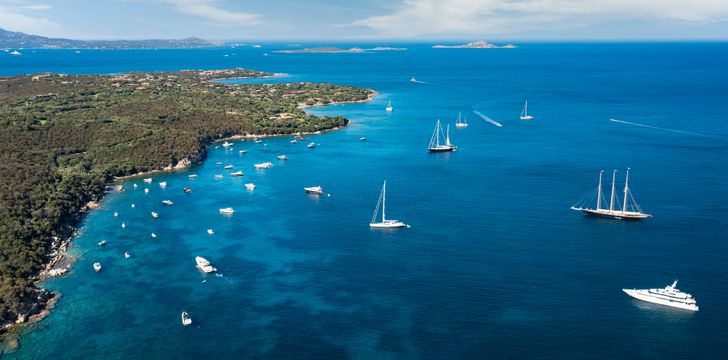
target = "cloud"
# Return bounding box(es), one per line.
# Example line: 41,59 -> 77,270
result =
24,4 -> 51,11
0,6 -> 59,34
352,0 -> 728,37
163,0 -> 260,25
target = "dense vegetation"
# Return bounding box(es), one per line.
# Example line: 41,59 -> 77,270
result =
0,69 -> 372,330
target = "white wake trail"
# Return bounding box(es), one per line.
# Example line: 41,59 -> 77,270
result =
473,111 -> 503,127
609,118 -> 723,139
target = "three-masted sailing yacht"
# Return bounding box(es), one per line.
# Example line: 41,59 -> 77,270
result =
428,119 -> 456,152
385,100 -> 393,112
370,180 -> 408,229
520,101 -> 534,120
455,112 -> 468,128
571,168 -> 652,220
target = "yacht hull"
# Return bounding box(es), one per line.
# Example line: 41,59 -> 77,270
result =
623,289 -> 699,311
576,208 -> 651,220
427,146 -> 456,152
370,222 -> 407,229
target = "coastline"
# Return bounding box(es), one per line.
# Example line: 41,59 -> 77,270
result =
0,83 -> 377,344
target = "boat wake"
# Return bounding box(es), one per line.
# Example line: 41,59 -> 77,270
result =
473,111 -> 503,127
609,118 -> 724,139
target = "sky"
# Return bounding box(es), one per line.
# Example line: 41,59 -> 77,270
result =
1,0 -> 728,41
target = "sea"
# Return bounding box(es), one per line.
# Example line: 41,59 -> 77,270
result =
1,42 -> 727,359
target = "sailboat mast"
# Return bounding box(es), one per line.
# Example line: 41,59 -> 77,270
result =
435,120 -> 440,146
382,180 -> 386,222
609,170 -> 617,211
596,170 -> 603,210
524,101 -> 528,116
622,168 -> 630,215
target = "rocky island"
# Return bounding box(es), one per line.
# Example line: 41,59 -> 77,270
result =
0,68 -> 373,336
433,40 -> 516,49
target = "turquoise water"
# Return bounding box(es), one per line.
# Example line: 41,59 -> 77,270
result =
2,43 -> 728,359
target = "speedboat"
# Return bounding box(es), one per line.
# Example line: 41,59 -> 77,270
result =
307,142 -> 317,149
124,252 -> 131,259
144,188 -> 150,194
151,212 -> 159,219
143,178 -> 152,183
290,139 -> 298,144
214,174 -> 224,180
188,174 -> 198,179
97,240 -> 107,246
219,207 -> 235,215
239,150 -> 248,154
222,141 -> 234,148
93,262 -> 102,272
304,186 -> 324,195
195,256 -> 217,273
181,312 -> 192,326
224,165 -> 234,169
623,280 -> 698,311
207,229 -> 214,235
245,183 -> 256,190
277,155 -> 288,160
254,139 -> 263,144
162,200 -> 174,206
183,187 -> 192,194
230,171 -> 244,177
254,162 -> 273,169
159,182 -> 167,188
151,233 -> 157,238
360,137 -> 367,141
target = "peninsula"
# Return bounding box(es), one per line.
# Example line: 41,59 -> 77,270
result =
433,40 -> 516,49
0,27 -> 221,49
0,68 -> 373,335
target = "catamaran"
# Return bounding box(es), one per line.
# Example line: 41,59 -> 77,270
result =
571,168 -> 652,220
385,100 -> 393,112
623,280 -> 698,311
428,119 -> 456,152
520,101 -> 534,120
369,180 -> 408,229
455,112 -> 468,128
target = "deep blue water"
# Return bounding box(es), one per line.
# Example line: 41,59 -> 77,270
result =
2,43 -> 728,359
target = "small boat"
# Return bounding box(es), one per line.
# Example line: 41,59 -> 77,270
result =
304,186 -> 324,195
93,262 -> 102,272
9,50 -> 22,56
131,203 -> 135,208
360,137 -> 367,141
254,139 -> 263,144
214,174 -> 223,180
455,112 -> 468,128
143,178 -> 152,183
188,174 -> 198,179
222,141 -> 234,148
254,162 -> 273,169
520,100 -> 534,120
97,240 -> 107,246
239,150 -> 248,154
159,182 -> 167,188
151,233 -> 157,238
224,165 -> 234,169
385,100 -> 394,112
181,311 -> 192,326
245,183 -> 256,190
215,161 -> 223,165
144,188 -> 150,194
277,155 -> 288,160
410,76 -> 417,83
196,256 -> 217,273
207,229 -> 215,235
121,222 -> 126,229
219,207 -> 235,215
114,211 -> 119,217
230,171 -> 244,177
228,147 -> 234,151
623,280 -> 698,311
307,142 -> 317,149
151,212 -> 159,219
294,134 -> 305,141
124,252 -> 131,259
162,200 -> 174,206
133,184 -> 138,189
290,139 -> 298,144
183,187 -> 192,194
571,168 -> 652,220
427,119 -> 456,152
369,180 -> 408,229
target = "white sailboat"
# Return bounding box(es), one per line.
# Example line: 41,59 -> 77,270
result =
369,180 -> 408,229
571,168 -> 652,220
427,119 -> 456,152
520,101 -> 534,120
455,112 -> 468,128
385,100 -> 393,112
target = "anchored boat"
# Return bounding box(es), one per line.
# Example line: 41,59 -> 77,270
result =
571,168 -> 651,220
623,280 -> 698,311
427,119 -> 456,152
369,180 -> 408,229
520,100 -> 534,120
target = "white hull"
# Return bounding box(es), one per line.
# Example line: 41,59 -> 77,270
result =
623,289 -> 699,311
572,207 -> 651,220
370,220 -> 407,228
455,123 -> 468,128
520,116 -> 534,120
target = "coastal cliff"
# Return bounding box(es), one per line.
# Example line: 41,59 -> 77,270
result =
0,69 -> 374,337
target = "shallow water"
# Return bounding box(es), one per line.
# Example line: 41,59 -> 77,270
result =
2,43 -> 728,359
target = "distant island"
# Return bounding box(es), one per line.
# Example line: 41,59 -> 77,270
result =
433,40 -> 516,49
0,27 -> 221,49
0,68 -> 373,337
274,47 -> 366,53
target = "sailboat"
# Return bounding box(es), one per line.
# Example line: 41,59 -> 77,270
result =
520,101 -> 534,120
369,180 -> 408,229
427,119 -> 456,152
571,168 -> 652,220
410,76 -> 417,83
455,112 -> 468,128
385,100 -> 393,112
